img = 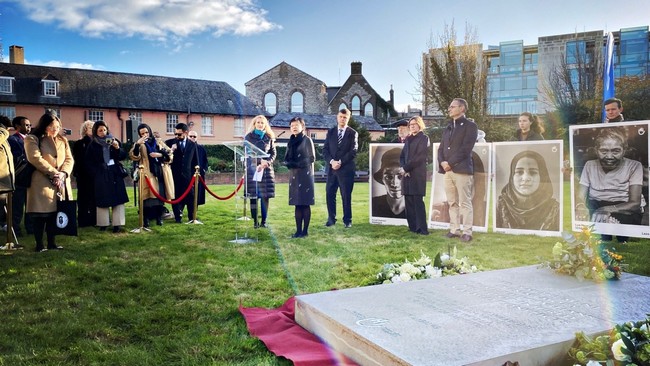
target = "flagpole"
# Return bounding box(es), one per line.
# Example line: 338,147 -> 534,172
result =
602,32 -> 615,122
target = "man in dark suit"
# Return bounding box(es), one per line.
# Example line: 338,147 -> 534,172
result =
165,123 -> 199,223
8,116 -> 32,237
438,98 -> 478,242
323,108 -> 358,228
188,131 -> 208,207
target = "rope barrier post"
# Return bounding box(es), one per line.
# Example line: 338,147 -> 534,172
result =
1,192 -> 18,253
187,165 -> 203,225
131,165 -> 151,233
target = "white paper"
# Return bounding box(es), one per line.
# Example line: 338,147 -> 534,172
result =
253,169 -> 263,182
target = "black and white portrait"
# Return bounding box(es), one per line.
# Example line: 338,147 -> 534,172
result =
428,143 -> 491,232
369,144 -> 408,225
571,121 -> 650,239
492,141 -> 563,237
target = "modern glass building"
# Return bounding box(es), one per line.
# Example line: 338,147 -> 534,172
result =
422,26 -> 649,117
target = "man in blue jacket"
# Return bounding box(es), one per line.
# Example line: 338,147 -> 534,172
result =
438,98 -> 478,242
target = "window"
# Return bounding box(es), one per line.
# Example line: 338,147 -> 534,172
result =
363,102 -> 373,117
129,112 -> 143,125
0,77 -> 14,94
566,41 -> 586,64
88,110 -> 104,122
46,108 -> 61,118
264,93 -> 277,115
290,91 -> 303,113
351,96 -> 361,115
338,102 -> 347,111
310,132 -> 317,140
0,106 -> 16,119
202,115 -> 213,135
42,80 -> 59,97
166,113 -> 179,133
234,118 -> 245,137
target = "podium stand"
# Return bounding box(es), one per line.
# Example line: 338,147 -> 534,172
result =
222,140 -> 269,244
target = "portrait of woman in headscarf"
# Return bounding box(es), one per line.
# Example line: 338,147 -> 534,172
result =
495,150 -> 559,231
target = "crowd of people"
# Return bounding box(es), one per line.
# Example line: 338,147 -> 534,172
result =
0,96 -> 643,251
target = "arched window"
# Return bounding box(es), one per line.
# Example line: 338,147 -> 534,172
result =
364,102 -> 374,117
264,93 -> 277,115
338,102 -> 347,112
291,91 -> 304,113
351,96 -> 361,115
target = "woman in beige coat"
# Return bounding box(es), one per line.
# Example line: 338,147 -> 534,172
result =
129,123 -> 174,227
25,112 -> 74,252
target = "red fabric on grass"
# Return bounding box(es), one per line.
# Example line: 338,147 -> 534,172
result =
239,297 -> 359,366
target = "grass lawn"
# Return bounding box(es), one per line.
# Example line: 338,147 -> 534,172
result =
1,181 -> 648,365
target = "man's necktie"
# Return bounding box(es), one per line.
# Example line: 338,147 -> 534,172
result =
338,129 -> 343,144
180,140 -> 185,151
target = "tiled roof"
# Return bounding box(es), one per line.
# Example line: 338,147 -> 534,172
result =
269,112 -> 384,131
0,63 -> 264,116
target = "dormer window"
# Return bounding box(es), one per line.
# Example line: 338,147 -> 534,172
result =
0,76 -> 15,94
42,80 -> 59,97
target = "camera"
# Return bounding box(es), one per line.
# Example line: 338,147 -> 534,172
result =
63,128 -> 72,135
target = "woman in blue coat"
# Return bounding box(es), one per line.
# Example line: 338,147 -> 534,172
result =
244,115 -> 276,228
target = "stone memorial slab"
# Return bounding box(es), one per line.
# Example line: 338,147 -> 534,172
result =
294,265 -> 650,366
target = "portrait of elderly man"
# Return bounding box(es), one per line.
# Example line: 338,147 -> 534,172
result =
371,147 -> 406,219
577,126 -> 644,242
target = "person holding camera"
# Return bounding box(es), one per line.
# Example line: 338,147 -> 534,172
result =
85,121 -> 129,233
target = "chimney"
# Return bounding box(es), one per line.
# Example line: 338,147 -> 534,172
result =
10,45 -> 25,64
351,61 -> 362,75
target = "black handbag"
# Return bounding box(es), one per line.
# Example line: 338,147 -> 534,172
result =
55,190 -> 78,236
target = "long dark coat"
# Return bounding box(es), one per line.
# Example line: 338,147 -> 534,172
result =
284,132 -> 315,206
400,131 -> 430,197
244,131 -> 276,198
72,135 -> 96,225
85,137 -> 129,208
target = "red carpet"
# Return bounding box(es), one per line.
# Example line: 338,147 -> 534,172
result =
239,297 -> 359,366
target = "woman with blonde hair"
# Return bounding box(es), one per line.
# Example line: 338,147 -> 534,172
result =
25,112 -> 74,252
72,120 -> 96,227
399,116 -> 430,235
244,115 -> 276,228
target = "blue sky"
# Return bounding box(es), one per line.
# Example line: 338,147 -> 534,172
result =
0,0 -> 648,113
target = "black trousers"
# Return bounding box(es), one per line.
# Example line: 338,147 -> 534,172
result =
405,195 -> 428,233
325,170 -> 354,224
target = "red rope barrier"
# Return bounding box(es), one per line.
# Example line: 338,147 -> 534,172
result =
145,175 -> 196,205
199,176 -> 244,200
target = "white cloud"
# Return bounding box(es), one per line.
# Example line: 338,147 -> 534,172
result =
13,0 -> 280,40
27,59 -> 101,70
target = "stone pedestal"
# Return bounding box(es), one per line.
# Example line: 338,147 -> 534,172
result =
295,265 -> 650,366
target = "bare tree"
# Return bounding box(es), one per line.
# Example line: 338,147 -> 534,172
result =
542,38 -> 602,125
417,21 -> 488,124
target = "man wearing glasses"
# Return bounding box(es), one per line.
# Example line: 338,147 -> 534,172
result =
165,123 -> 199,223
438,98 -> 478,242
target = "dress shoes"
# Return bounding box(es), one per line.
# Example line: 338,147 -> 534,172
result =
290,232 -> 303,239
460,234 -> 473,242
444,232 -> 460,239
325,220 -> 336,227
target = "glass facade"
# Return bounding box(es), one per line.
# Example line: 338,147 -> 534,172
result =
615,26 -> 649,77
486,41 -> 538,115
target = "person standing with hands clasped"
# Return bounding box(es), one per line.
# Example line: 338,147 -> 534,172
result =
323,108 -> 358,228
400,116 -> 430,235
284,117 -> 315,238
25,112 -> 74,252
438,98 -> 478,242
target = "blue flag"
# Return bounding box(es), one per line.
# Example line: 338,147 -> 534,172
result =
602,32 -> 615,122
